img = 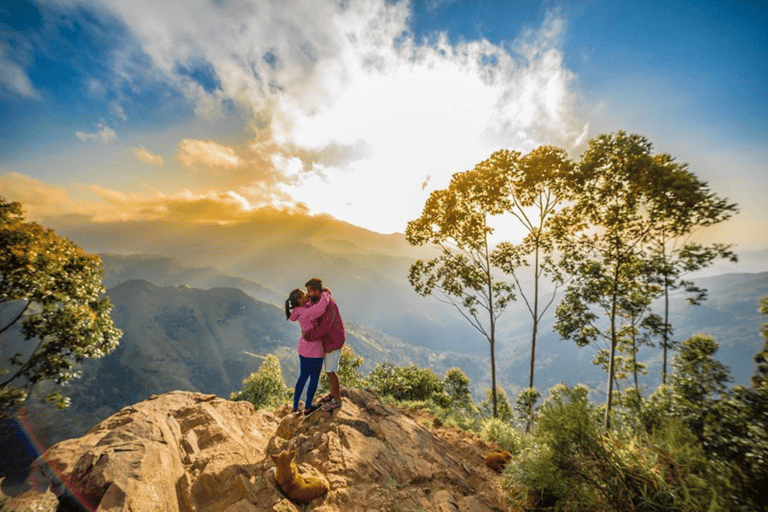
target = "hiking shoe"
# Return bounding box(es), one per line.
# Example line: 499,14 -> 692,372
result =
318,393 -> 333,403
321,399 -> 341,412
304,403 -> 321,416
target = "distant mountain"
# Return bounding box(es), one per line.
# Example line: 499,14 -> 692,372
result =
91,248 -> 768,400
47,210 -> 768,360
99,253 -> 285,305
47,211 -> 480,355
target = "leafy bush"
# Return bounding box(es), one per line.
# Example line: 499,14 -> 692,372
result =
479,386 -> 514,422
366,362 -> 443,402
230,354 -> 289,410
443,367 -> 473,407
480,417 -> 527,455
695,296 -> 768,511
515,387 -> 540,432
504,384 -> 726,511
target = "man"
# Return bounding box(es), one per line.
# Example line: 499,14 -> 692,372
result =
304,277 -> 345,412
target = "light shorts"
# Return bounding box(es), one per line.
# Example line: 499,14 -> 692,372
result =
324,349 -> 342,373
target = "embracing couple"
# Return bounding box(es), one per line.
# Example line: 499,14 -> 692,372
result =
284,277 -> 345,416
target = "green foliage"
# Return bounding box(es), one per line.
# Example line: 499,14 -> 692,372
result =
0,197 -> 122,419
669,334 -> 731,404
442,367 -> 472,407
505,384 -> 725,511
663,334 -> 732,441
366,362 -> 443,402
480,417 -> 528,455
366,364 -> 482,430
479,386 -> 513,422
515,387 -> 540,433
319,345 -> 366,393
689,297 -> 768,511
230,354 -> 289,410
554,131 -> 736,429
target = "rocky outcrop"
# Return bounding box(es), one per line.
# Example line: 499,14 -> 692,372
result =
21,389 -> 509,511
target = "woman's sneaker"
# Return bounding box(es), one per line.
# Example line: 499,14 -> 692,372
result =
304,403 -> 321,416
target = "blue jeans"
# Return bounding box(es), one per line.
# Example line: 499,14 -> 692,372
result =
293,355 -> 324,410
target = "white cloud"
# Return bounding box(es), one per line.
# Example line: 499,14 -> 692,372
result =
75,122 -> 118,143
133,146 -> 163,165
574,123 -> 590,147
176,139 -> 243,170
69,0 -> 584,233
0,46 -> 41,99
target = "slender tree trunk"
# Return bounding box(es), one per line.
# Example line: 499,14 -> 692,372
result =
632,332 -> 640,394
490,326 -> 497,418
529,243 -> 540,390
663,271 -> 670,385
605,258 -> 621,431
484,230 -> 498,418
526,242 -> 541,433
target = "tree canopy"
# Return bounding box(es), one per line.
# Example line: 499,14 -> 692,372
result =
406,156 -> 516,417
0,197 -> 122,418
554,131 -> 736,430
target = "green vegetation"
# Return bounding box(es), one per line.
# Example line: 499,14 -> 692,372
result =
0,197 -> 122,419
318,345 -> 366,394
230,354 -> 290,410
554,132 -> 736,429
405,159 -> 516,417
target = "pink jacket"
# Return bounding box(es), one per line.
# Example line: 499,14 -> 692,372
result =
289,292 -> 330,358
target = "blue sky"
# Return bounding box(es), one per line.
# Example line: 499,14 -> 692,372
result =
1,0 -> 766,249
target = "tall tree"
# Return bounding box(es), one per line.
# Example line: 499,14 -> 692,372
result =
642,154 -> 737,384
555,131 -> 707,430
489,146 -> 574,398
406,162 -> 515,417
0,197 -> 122,418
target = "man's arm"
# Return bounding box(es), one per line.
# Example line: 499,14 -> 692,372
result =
301,292 -> 330,324
305,299 -> 337,340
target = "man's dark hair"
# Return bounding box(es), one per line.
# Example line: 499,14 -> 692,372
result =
305,278 -> 323,292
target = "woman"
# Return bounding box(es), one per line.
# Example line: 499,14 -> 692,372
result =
285,288 -> 330,415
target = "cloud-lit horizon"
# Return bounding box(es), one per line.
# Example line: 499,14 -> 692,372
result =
1,0 -> 766,250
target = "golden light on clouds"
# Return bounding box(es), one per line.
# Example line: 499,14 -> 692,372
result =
134,147 -> 163,165
0,173 -> 76,214
176,139 -> 243,170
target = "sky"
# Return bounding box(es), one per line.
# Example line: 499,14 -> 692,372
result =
1,0 -> 766,250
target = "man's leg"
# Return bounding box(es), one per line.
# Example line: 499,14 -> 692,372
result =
322,349 -> 342,410
328,371 -> 341,402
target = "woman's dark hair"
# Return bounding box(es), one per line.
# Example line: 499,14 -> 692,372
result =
285,288 -> 304,320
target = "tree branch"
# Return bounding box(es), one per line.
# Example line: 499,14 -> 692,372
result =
0,335 -> 46,389
0,301 -> 31,336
